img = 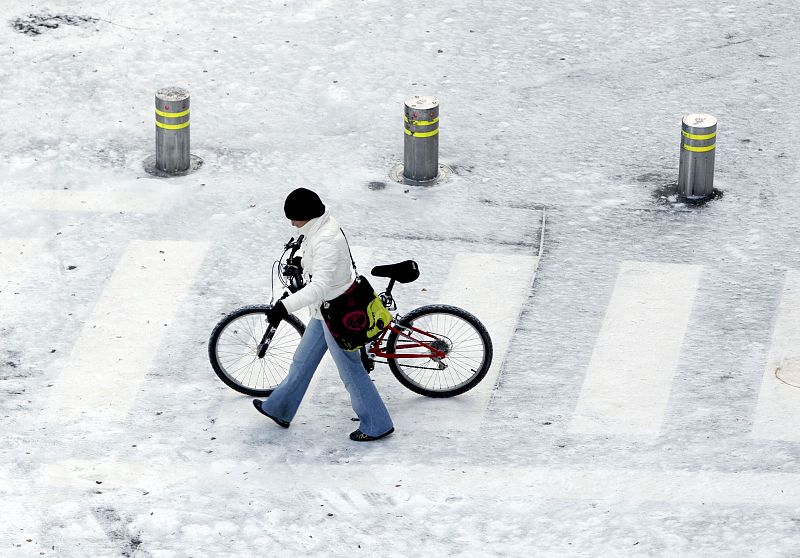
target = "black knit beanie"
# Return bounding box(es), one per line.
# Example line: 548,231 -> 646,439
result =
283,188 -> 326,221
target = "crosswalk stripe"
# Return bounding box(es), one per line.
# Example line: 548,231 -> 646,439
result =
570,261 -> 702,435
0,237 -> 46,322
3,190 -> 164,213
48,240 -> 209,421
219,250 -> 536,432
751,270 -> 800,441
35,459 -> 800,506
389,253 -> 539,432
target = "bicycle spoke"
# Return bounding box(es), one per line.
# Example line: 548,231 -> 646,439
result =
388,307 -> 490,395
211,309 -> 303,394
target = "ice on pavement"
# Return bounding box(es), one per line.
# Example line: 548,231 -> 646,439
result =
1,0 -> 799,556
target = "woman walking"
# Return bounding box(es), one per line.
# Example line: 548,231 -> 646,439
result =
253,187 -> 395,442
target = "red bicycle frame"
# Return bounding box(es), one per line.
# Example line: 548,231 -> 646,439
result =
367,319 -> 447,360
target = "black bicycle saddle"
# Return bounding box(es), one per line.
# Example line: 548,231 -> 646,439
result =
371,260 -> 420,283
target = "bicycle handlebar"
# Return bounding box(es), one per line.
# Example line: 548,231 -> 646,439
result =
280,235 -> 305,293
284,235 -> 304,253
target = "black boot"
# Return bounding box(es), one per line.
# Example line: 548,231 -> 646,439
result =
252,399 -> 290,428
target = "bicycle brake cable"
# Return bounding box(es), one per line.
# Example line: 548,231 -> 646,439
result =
269,242 -> 296,304
269,260 -> 280,305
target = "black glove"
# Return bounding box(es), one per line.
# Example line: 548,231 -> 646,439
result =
267,300 -> 288,327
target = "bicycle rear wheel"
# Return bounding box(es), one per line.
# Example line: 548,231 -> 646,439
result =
386,304 -> 493,397
208,305 -> 305,397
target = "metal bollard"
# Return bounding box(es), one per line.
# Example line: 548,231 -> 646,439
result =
678,113 -> 717,200
155,87 -> 190,174
403,95 -> 439,182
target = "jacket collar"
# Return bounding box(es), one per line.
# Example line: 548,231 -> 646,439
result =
298,211 -> 330,237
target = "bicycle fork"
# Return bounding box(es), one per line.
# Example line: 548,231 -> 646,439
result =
256,325 -> 277,358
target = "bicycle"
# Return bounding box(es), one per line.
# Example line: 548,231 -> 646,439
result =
208,236 -> 493,398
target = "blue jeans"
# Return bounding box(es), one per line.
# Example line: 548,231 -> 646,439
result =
262,318 -> 393,436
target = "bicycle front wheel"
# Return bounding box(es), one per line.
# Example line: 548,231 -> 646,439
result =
208,305 -> 305,397
386,304 -> 493,397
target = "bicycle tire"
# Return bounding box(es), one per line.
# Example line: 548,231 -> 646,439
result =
208,305 -> 305,397
386,304 -> 493,397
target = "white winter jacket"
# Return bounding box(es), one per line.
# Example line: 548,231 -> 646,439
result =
281,211 -> 356,320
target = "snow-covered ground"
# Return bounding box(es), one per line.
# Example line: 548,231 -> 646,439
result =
2,0 -> 799,555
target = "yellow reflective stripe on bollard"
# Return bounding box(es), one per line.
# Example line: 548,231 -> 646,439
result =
682,143 -> 715,152
682,130 -> 716,141
404,115 -> 439,126
156,108 -> 190,118
404,128 -> 439,138
155,107 -> 190,130
156,121 -> 190,130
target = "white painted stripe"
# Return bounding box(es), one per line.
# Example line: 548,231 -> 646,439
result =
751,271 -> 800,441
390,253 -> 539,432
0,237 -> 46,321
49,240 -> 209,420
294,465 -> 800,506
2,190 -> 164,213
216,250 -> 535,431
570,261 -> 702,435
37,459 -> 800,506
